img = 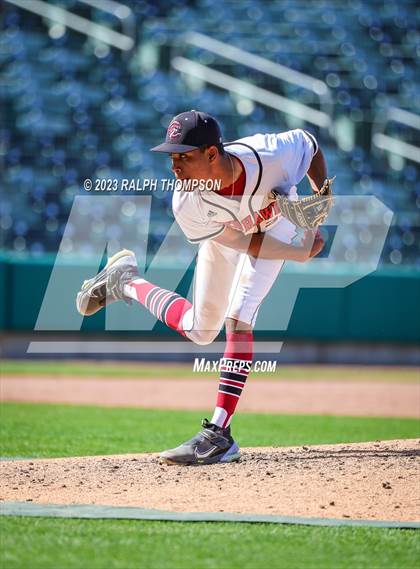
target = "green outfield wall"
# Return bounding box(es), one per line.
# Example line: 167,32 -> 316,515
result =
0,254 -> 419,342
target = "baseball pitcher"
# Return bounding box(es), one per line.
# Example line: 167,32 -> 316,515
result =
76,110 -> 333,465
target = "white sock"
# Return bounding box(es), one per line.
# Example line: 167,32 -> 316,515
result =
123,279 -> 147,300
210,407 -> 229,428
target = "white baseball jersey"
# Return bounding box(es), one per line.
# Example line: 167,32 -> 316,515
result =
171,128 -> 319,339
172,128 -> 318,243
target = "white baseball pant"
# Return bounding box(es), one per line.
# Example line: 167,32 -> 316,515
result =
181,217 -> 297,345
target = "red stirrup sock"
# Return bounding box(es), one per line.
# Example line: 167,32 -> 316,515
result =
210,330 -> 253,428
124,279 -> 192,335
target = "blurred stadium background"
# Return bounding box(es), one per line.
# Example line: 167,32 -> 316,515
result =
0,0 -> 419,363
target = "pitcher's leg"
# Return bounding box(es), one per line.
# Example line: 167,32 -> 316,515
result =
126,238 -> 243,345
211,220 -> 297,429
77,245 -> 245,345
210,318 -> 253,428
227,217 -> 296,326
181,239 -> 246,345
125,278 -> 192,335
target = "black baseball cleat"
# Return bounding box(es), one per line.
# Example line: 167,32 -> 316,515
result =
159,419 -> 241,466
76,249 -> 139,316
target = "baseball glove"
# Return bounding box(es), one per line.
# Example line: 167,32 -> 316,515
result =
274,176 -> 335,229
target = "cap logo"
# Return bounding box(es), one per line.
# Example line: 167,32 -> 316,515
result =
167,120 -> 182,141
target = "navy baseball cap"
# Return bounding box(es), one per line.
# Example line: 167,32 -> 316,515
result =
150,110 -> 223,153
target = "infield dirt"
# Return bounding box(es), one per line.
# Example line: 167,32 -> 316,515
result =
2,375 -> 419,417
1,439 -> 419,522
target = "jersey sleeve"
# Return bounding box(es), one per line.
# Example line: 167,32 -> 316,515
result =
275,129 -> 318,187
172,191 -> 225,244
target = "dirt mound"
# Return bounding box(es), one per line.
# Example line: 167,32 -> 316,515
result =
1,439 -> 419,522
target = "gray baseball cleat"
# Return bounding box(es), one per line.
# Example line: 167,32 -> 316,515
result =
76,249 -> 138,316
159,419 -> 241,466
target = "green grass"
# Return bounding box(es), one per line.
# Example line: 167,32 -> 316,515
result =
2,359 -> 419,381
1,403 -> 419,458
1,516 -> 419,569
1,403 -> 419,569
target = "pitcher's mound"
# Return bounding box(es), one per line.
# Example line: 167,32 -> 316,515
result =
1,439 -> 419,522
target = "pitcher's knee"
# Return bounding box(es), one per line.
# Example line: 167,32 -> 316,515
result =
185,328 -> 219,346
